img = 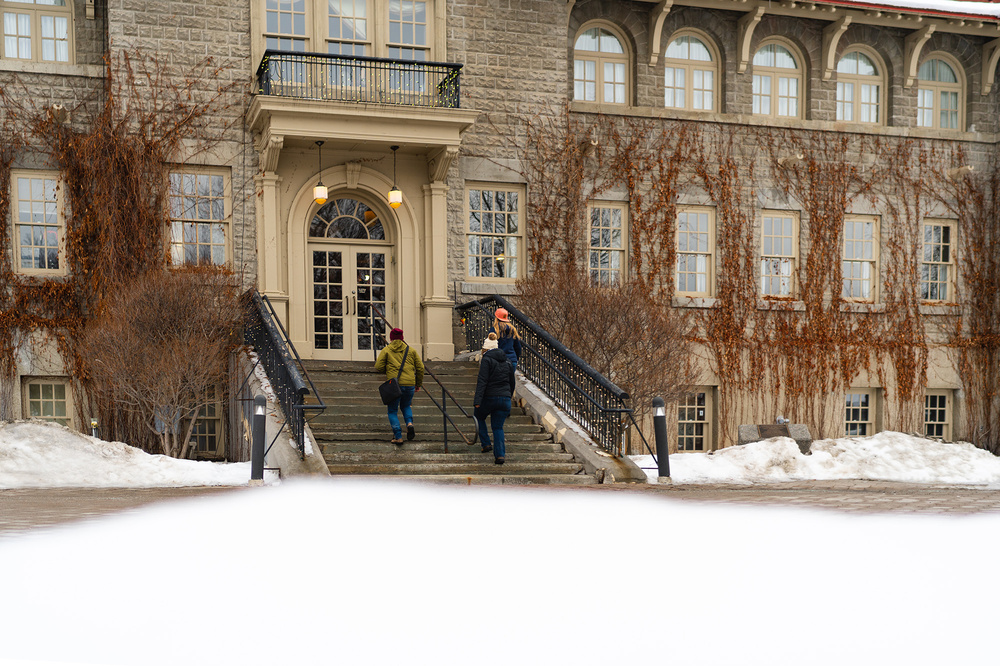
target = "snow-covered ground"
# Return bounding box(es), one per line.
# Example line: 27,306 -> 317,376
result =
632,431 -> 1000,486
2,422 -> 1000,664
0,479 -> 998,665
0,420 -> 255,488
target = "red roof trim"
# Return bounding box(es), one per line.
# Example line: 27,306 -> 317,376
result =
814,0 -> 999,21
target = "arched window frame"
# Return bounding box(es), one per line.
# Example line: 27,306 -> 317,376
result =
572,21 -> 631,106
751,38 -> 804,119
662,29 -> 720,113
835,47 -> 886,126
916,52 -> 965,131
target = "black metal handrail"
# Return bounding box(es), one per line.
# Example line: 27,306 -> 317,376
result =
243,290 -> 326,459
456,295 -> 655,459
256,49 -> 462,108
370,304 -> 477,453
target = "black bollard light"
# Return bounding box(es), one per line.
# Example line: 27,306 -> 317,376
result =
251,395 -> 266,484
653,396 -> 671,482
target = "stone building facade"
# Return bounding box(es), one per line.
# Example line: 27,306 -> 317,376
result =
4,0 -> 1000,453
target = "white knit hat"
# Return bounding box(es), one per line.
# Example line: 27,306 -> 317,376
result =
482,334 -> 498,351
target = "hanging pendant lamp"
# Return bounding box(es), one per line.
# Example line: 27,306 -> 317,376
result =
388,145 -> 402,209
313,140 -> 328,205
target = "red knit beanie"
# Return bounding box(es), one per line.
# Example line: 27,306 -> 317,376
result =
390,328 -> 404,341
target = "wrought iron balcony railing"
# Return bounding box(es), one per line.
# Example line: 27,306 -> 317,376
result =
256,49 -> 463,109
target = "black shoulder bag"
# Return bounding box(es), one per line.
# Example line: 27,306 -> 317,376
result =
379,345 -> 409,405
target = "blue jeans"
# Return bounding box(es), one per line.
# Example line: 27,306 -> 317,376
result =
387,385 -> 416,439
475,396 -> 511,458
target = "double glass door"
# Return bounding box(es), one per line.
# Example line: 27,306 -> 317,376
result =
311,245 -> 389,360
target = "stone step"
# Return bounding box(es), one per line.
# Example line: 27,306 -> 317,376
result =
333,474 -> 599,486
320,440 -> 563,454
324,451 -> 575,464
312,431 -> 554,443
310,420 -> 543,434
326,461 -> 586,475
311,403 -> 524,415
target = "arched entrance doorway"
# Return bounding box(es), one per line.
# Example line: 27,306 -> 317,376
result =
308,196 -> 392,360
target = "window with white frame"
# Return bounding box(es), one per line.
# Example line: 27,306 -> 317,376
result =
676,208 -> 714,297
169,170 -> 230,266
760,212 -> 796,297
845,389 -> 875,436
836,50 -> 882,124
466,184 -> 522,281
924,390 -> 951,440
13,170 -> 64,275
677,390 -> 711,451
663,33 -> 717,111
752,42 -> 801,118
2,0 -> 72,63
842,216 -> 879,302
573,24 -> 628,105
263,0 -> 431,59
23,376 -> 72,428
917,57 -> 962,130
921,220 -> 955,302
588,202 -> 626,286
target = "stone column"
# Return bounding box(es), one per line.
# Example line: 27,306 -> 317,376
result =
255,171 -> 288,324
420,180 -> 454,361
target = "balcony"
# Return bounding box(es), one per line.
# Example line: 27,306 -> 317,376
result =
256,50 -> 463,109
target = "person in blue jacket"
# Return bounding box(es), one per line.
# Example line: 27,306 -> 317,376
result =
491,308 -> 522,372
474,332 -> 515,465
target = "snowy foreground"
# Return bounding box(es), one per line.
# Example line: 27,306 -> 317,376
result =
633,431 -> 1000,486
0,479 -> 998,666
0,420 -> 254,488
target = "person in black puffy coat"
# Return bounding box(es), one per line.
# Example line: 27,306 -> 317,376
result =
474,333 -> 515,465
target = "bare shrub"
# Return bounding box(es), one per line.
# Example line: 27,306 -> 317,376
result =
81,266 -> 242,458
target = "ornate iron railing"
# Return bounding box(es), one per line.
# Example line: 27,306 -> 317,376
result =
456,295 -> 646,458
256,50 -> 462,108
243,290 -> 326,459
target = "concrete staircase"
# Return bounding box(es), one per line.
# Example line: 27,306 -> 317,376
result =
300,360 -> 597,485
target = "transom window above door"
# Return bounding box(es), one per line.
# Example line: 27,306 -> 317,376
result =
310,197 -> 386,240
573,24 -> 628,105
263,0 -> 433,60
752,42 -> 802,118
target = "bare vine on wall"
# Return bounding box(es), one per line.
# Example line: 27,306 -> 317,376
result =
0,50 -> 245,454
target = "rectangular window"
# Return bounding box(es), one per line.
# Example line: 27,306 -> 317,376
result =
588,203 -> 626,286
327,0 -> 368,55
2,0 -> 71,63
860,83 -> 879,123
664,66 -> 685,108
845,389 -> 875,436
189,387 -> 224,458
940,91 -> 958,130
752,74 -> 771,115
23,377 -> 73,428
13,171 -> 63,275
466,184 -> 522,281
575,59 -> 597,102
842,216 -> 879,302
760,212 -> 796,297
777,76 -> 797,116
677,390 -> 711,451
692,69 -> 712,111
603,61 -> 625,104
924,391 -> 951,440
169,169 -> 230,267
921,220 -> 955,302
917,88 -> 934,128
265,0 -> 307,51
836,81 -> 853,121
387,0 -> 427,60
676,208 -> 713,297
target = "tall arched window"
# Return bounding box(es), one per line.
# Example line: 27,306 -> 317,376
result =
663,33 -> 718,111
917,57 -> 963,130
574,25 -> 628,105
836,50 -> 883,124
752,42 -> 802,118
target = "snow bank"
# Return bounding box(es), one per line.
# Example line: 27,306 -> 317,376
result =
632,431 -> 1000,485
0,420 -> 253,488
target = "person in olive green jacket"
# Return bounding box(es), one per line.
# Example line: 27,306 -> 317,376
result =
374,328 -> 425,444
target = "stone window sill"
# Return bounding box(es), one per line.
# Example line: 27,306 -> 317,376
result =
672,296 -> 717,308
